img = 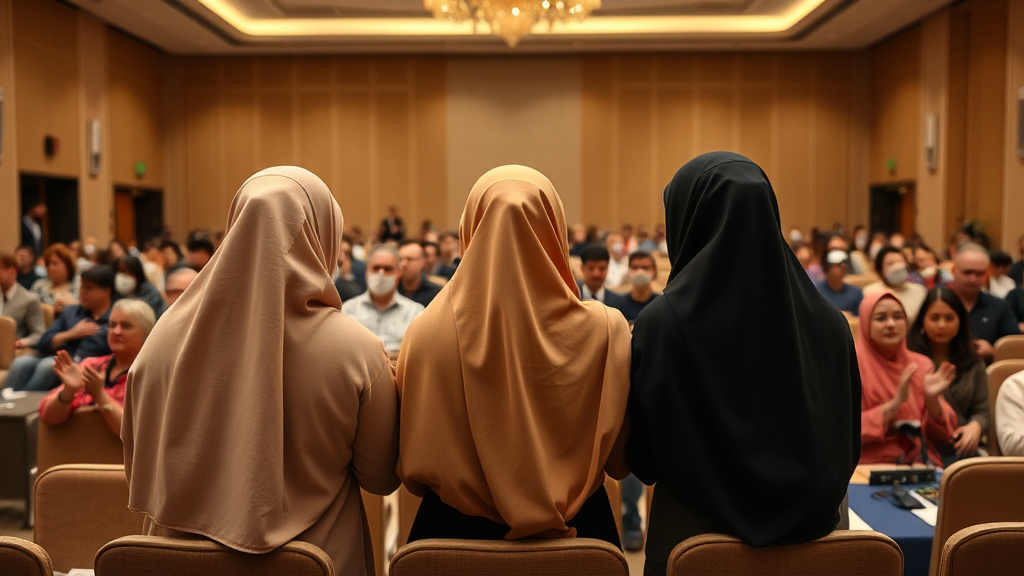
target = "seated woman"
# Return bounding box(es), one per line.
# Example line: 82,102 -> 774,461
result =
38,298 -> 155,436
858,292 -> 958,465
31,243 -> 80,315
627,153 -> 859,576
907,288 -> 989,465
863,246 -> 928,324
122,167 -> 399,576
397,165 -> 631,546
114,255 -> 168,318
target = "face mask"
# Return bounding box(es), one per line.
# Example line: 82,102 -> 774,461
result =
869,244 -> 882,261
611,242 -> 625,257
115,273 -> 137,295
855,235 -> 868,251
920,266 -> 937,280
83,244 -> 97,257
884,266 -> 909,286
628,271 -> 653,289
367,272 -> 397,296
789,231 -> 803,243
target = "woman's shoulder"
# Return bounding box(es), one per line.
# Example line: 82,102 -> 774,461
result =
30,278 -> 51,292
81,354 -> 114,370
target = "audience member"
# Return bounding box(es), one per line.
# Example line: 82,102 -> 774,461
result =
1008,234 -> 1024,286
160,240 -> 186,275
0,253 -> 45,352
31,243 -> 80,315
610,251 -> 660,323
79,237 -> 99,270
14,245 -> 41,290
435,231 -> 460,278
397,241 -> 442,307
342,245 -> 423,355
858,292 -> 957,466
996,371 -> 1024,456
140,239 -> 167,293
890,232 -> 906,249
421,241 -> 441,275
621,223 -> 638,254
578,245 -> 626,307
108,240 -> 128,261
397,165 -> 629,546
627,153 -> 858,576
853,226 -> 868,252
988,250 -> 1015,299
333,240 -> 364,302
379,205 -> 407,243
913,245 -> 948,289
793,241 -> 824,283
949,244 -> 1020,361
788,226 -> 804,246
6,265 -> 114,392
39,299 -> 154,436
163,267 -> 198,306
115,256 -> 168,318
816,250 -> 863,316
652,223 -> 668,255
185,236 -> 215,270
1006,285 -> 1024,333
907,288 -> 989,465
825,234 -> 863,275
568,223 -> 589,257
863,246 -> 927,324
21,201 -> 46,256
123,167 -> 400,576
604,232 -> 629,288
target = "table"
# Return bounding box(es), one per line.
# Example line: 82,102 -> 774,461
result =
0,390 -> 48,527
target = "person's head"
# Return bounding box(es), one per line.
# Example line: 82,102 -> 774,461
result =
792,241 -> 814,270
160,240 -> 183,266
913,245 -> 939,276
398,241 -> 426,283
874,246 -> 909,288
0,253 -> 18,290
114,256 -> 147,296
605,232 -> 625,259
908,287 -> 979,372
14,245 -> 35,273
164,267 -> 198,305
421,241 -> 439,273
853,225 -> 868,251
388,205 -> 399,218
366,245 -> 400,299
952,243 -> 990,299
627,251 -> 657,291
653,223 -> 666,242
825,234 -> 849,253
186,237 -> 215,269
867,294 -> 907,356
78,265 -> 115,314
788,227 -> 804,245
570,223 -> 587,245
42,243 -> 77,286
636,224 -> 650,241
439,231 -> 459,261
142,239 -> 165,269
823,250 -> 849,282
108,240 -> 128,260
580,244 -> 610,291
108,298 -> 156,361
990,250 -> 1012,278
889,232 -> 906,249
82,237 -> 99,261
27,201 -> 46,220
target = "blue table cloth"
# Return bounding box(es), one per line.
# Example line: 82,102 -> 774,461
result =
848,483 -> 937,576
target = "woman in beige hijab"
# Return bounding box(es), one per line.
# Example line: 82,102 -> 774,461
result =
397,165 -> 631,546
122,166 -> 400,576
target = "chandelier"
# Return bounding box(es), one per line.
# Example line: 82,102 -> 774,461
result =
424,0 -> 601,47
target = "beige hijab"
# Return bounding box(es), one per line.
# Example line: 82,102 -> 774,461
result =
123,167 -> 396,570
397,165 -> 631,540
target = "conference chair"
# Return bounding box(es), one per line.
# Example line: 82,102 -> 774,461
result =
427,274 -> 449,286
0,536 -> 53,576
361,489 -> 385,576
34,464 -> 145,573
929,457 -> 1024,576
843,274 -> 878,289
666,531 -> 903,576
95,535 -> 334,576
937,522 -> 1024,576
36,405 -> 124,475
390,538 -> 628,576
40,304 -> 55,329
985,360 -> 1024,456
993,335 -> 1024,362
848,316 -> 859,338
0,316 -> 15,386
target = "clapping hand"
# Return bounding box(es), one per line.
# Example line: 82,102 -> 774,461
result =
895,364 -> 916,405
52,350 -> 84,394
82,365 -> 104,398
923,361 -> 956,398
952,421 -> 982,457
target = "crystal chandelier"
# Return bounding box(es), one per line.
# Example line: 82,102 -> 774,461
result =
424,0 -> 601,48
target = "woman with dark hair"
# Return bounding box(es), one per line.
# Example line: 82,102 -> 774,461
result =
907,288 -> 989,464
115,256 -> 168,318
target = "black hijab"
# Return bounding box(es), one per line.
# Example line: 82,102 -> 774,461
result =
626,152 -> 861,547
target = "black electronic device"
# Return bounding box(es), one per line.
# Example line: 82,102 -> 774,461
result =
868,469 -> 936,485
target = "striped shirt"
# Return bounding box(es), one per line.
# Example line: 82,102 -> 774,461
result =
342,291 -> 424,354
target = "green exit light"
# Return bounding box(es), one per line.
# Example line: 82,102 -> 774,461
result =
135,161 -> 146,179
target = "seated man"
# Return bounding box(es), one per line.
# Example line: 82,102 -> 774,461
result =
996,370 -> 1024,456
4,265 -> 115,391
397,241 -> 442,307
950,244 -> 1020,362
610,251 -> 661,323
815,250 -> 864,316
163,267 -> 199,306
333,240 -> 364,302
14,245 -> 41,290
578,245 -> 626,308
0,253 -> 46,352
342,245 -> 423,356
185,237 -> 215,271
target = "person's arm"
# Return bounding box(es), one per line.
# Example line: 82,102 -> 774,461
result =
35,312 -> 68,356
997,301 -> 1022,336
39,351 -> 86,426
996,376 -> 1024,456
18,299 -> 46,348
965,363 -> 991,432
49,319 -> 98,352
82,361 -> 122,436
350,358 -> 401,496
89,385 -> 123,436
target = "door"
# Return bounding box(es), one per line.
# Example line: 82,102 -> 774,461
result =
19,174 -> 79,246
113,186 -> 164,245
869,182 -> 916,237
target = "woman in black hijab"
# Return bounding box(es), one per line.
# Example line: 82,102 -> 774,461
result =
627,152 -> 860,576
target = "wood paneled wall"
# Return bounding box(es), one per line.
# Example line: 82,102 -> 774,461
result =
869,27 -> 921,185
582,53 -> 869,233
1004,0 -> 1024,253
0,0 -> 19,251
174,56 -> 447,236
108,30 -> 166,188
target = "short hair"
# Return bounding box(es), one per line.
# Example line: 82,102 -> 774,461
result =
874,245 -> 905,276
15,244 -> 36,258
80,264 -> 115,291
0,253 -> 16,269
581,244 -> 610,264
439,231 -> 458,242
43,243 -> 78,281
186,237 -> 215,256
990,250 -> 1012,268
112,298 -> 157,337
421,240 -> 440,253
166,266 -> 199,285
628,250 -> 656,271
367,244 -> 400,264
954,243 -> 990,264
160,240 -> 183,260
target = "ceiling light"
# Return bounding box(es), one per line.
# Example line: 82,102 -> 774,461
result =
424,0 -> 601,47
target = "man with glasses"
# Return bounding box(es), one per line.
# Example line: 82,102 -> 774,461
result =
397,241 -> 442,307
163,267 -> 198,306
950,243 -> 1020,362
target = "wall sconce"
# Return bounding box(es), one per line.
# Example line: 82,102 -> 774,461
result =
924,113 -> 938,172
87,119 -> 102,176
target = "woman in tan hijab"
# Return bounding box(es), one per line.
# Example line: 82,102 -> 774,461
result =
397,165 -> 631,546
122,167 -> 400,576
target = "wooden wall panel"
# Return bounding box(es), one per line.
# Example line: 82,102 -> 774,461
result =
107,29 -> 165,187
869,26 -> 922,184
0,0 -> 18,250
1004,0 -> 1024,251
221,92 -> 257,198
334,91 -> 373,232
581,56 -> 616,229
776,88 -> 813,229
616,88 -> 654,227
376,91 -> 411,218
184,92 -> 221,230
413,58 -> 448,230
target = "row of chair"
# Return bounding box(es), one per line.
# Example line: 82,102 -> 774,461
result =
0,304 -> 53,386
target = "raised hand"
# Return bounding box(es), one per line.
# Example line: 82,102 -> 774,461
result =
70,319 -> 100,339
52,350 -> 84,394
895,364 -> 917,404
923,361 -> 956,398
82,365 -> 104,398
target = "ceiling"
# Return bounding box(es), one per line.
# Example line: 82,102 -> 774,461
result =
66,0 -> 955,54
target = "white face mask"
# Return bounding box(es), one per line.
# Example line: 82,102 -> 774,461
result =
367,272 -> 397,296
115,273 -> 137,296
789,231 -> 803,243
884,265 -> 909,287
83,244 -> 97,257
628,271 -> 653,289
611,242 -> 625,257
920,266 -> 937,280
855,234 -> 868,251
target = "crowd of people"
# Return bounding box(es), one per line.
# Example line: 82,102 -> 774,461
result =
3,154 -> 1024,576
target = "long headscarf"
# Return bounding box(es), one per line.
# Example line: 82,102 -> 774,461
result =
627,152 -> 860,547
396,165 -> 631,540
123,167 -> 388,556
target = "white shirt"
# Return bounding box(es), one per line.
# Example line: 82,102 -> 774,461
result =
988,275 -> 1016,300
996,371 -> 1024,456
23,215 -> 41,244
580,284 -> 606,302
606,257 -> 628,289
342,291 -> 423,354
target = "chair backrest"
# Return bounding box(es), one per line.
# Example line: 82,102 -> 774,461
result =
40,303 -> 54,329
930,457 -> 1024,576
390,538 -> 628,576
994,335 -> 1024,362
0,536 -> 53,576
0,316 -> 15,370
360,489 -> 384,576
604,475 -> 622,537
95,535 -> 334,576
844,273 -> 879,288
937,522 -> 1024,576
427,274 -> 449,287
34,464 -> 145,573
985,361 -> 1024,456
667,530 -> 903,576
848,316 -> 859,338
36,405 -> 124,475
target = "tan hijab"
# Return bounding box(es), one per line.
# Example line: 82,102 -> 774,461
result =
397,165 -> 631,540
123,167 -> 396,568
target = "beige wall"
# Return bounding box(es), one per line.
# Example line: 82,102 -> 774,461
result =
0,0 -> 18,251
1005,0 -> 1024,254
